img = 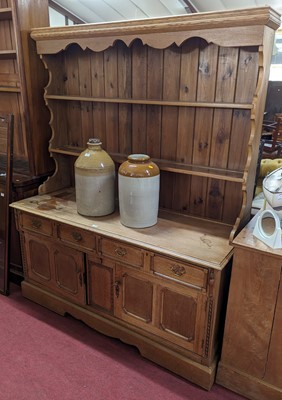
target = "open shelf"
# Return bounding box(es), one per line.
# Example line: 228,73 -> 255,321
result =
0,7 -> 12,20
32,7 -> 281,232
45,94 -> 253,110
50,146 -> 244,183
0,86 -> 20,93
0,50 -> 17,60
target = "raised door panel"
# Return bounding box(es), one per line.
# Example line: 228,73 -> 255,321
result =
114,265 -> 154,330
121,273 -> 153,322
160,287 -> 196,342
52,243 -> 86,305
87,255 -> 114,313
24,233 -> 52,285
156,281 -> 207,355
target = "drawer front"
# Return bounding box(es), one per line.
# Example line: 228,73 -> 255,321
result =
152,255 -> 208,289
58,224 -> 96,250
21,213 -> 53,237
101,238 -> 143,268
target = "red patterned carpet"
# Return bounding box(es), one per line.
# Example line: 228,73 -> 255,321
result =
0,284 -> 246,400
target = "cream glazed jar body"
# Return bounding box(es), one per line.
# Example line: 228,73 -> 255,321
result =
118,154 -> 160,228
74,138 -> 115,217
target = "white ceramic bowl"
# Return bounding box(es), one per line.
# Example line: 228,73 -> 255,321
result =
263,167 -> 282,209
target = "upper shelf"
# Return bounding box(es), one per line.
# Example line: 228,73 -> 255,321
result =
45,95 -> 253,110
0,50 -> 17,60
49,146 -> 244,183
0,7 -> 12,21
0,86 -> 20,93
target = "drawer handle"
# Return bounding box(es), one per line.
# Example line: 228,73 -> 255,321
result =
170,264 -> 186,277
115,247 -> 127,257
31,219 -> 42,229
72,231 -> 82,242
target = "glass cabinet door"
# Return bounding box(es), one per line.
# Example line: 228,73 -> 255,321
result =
0,113 -> 14,295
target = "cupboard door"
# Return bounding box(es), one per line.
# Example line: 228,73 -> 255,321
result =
24,233 -> 52,284
87,255 -> 114,313
24,233 -> 86,305
114,265 -> 154,330
159,287 -> 196,341
114,264 -> 207,355
156,281 -> 207,355
52,243 -> 86,305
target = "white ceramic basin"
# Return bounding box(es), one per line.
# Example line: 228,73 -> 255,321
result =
263,167 -> 282,209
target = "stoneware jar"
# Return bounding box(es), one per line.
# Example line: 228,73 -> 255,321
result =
74,138 -> 115,216
118,154 -> 160,228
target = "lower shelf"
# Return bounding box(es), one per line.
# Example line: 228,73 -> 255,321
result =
22,280 -> 217,390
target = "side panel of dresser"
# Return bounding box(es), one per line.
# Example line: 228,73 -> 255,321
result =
15,209 -> 228,390
217,247 -> 282,400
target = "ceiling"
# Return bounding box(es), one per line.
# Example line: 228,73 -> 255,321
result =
51,0 -> 282,24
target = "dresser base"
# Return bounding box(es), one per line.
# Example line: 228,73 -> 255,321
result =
22,280 -> 216,390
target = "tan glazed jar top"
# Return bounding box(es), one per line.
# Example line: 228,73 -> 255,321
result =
119,154 -> 160,178
74,138 -> 115,170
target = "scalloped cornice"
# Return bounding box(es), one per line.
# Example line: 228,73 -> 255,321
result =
31,6 -> 281,53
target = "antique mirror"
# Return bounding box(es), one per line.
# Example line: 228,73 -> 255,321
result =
0,113 -> 14,295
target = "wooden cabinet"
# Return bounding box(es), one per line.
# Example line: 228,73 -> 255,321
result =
0,0 -> 54,282
0,0 -> 53,176
13,201 -> 231,390
0,113 -> 13,294
216,216 -> 282,400
11,7 -> 280,391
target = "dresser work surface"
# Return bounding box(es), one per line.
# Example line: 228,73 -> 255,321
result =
11,190 -> 233,269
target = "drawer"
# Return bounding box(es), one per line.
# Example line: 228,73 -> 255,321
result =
21,213 -> 53,237
152,255 -> 208,289
101,238 -> 143,268
58,224 -> 96,250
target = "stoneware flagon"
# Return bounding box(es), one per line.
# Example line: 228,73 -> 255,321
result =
118,154 -> 160,228
74,138 -> 115,216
